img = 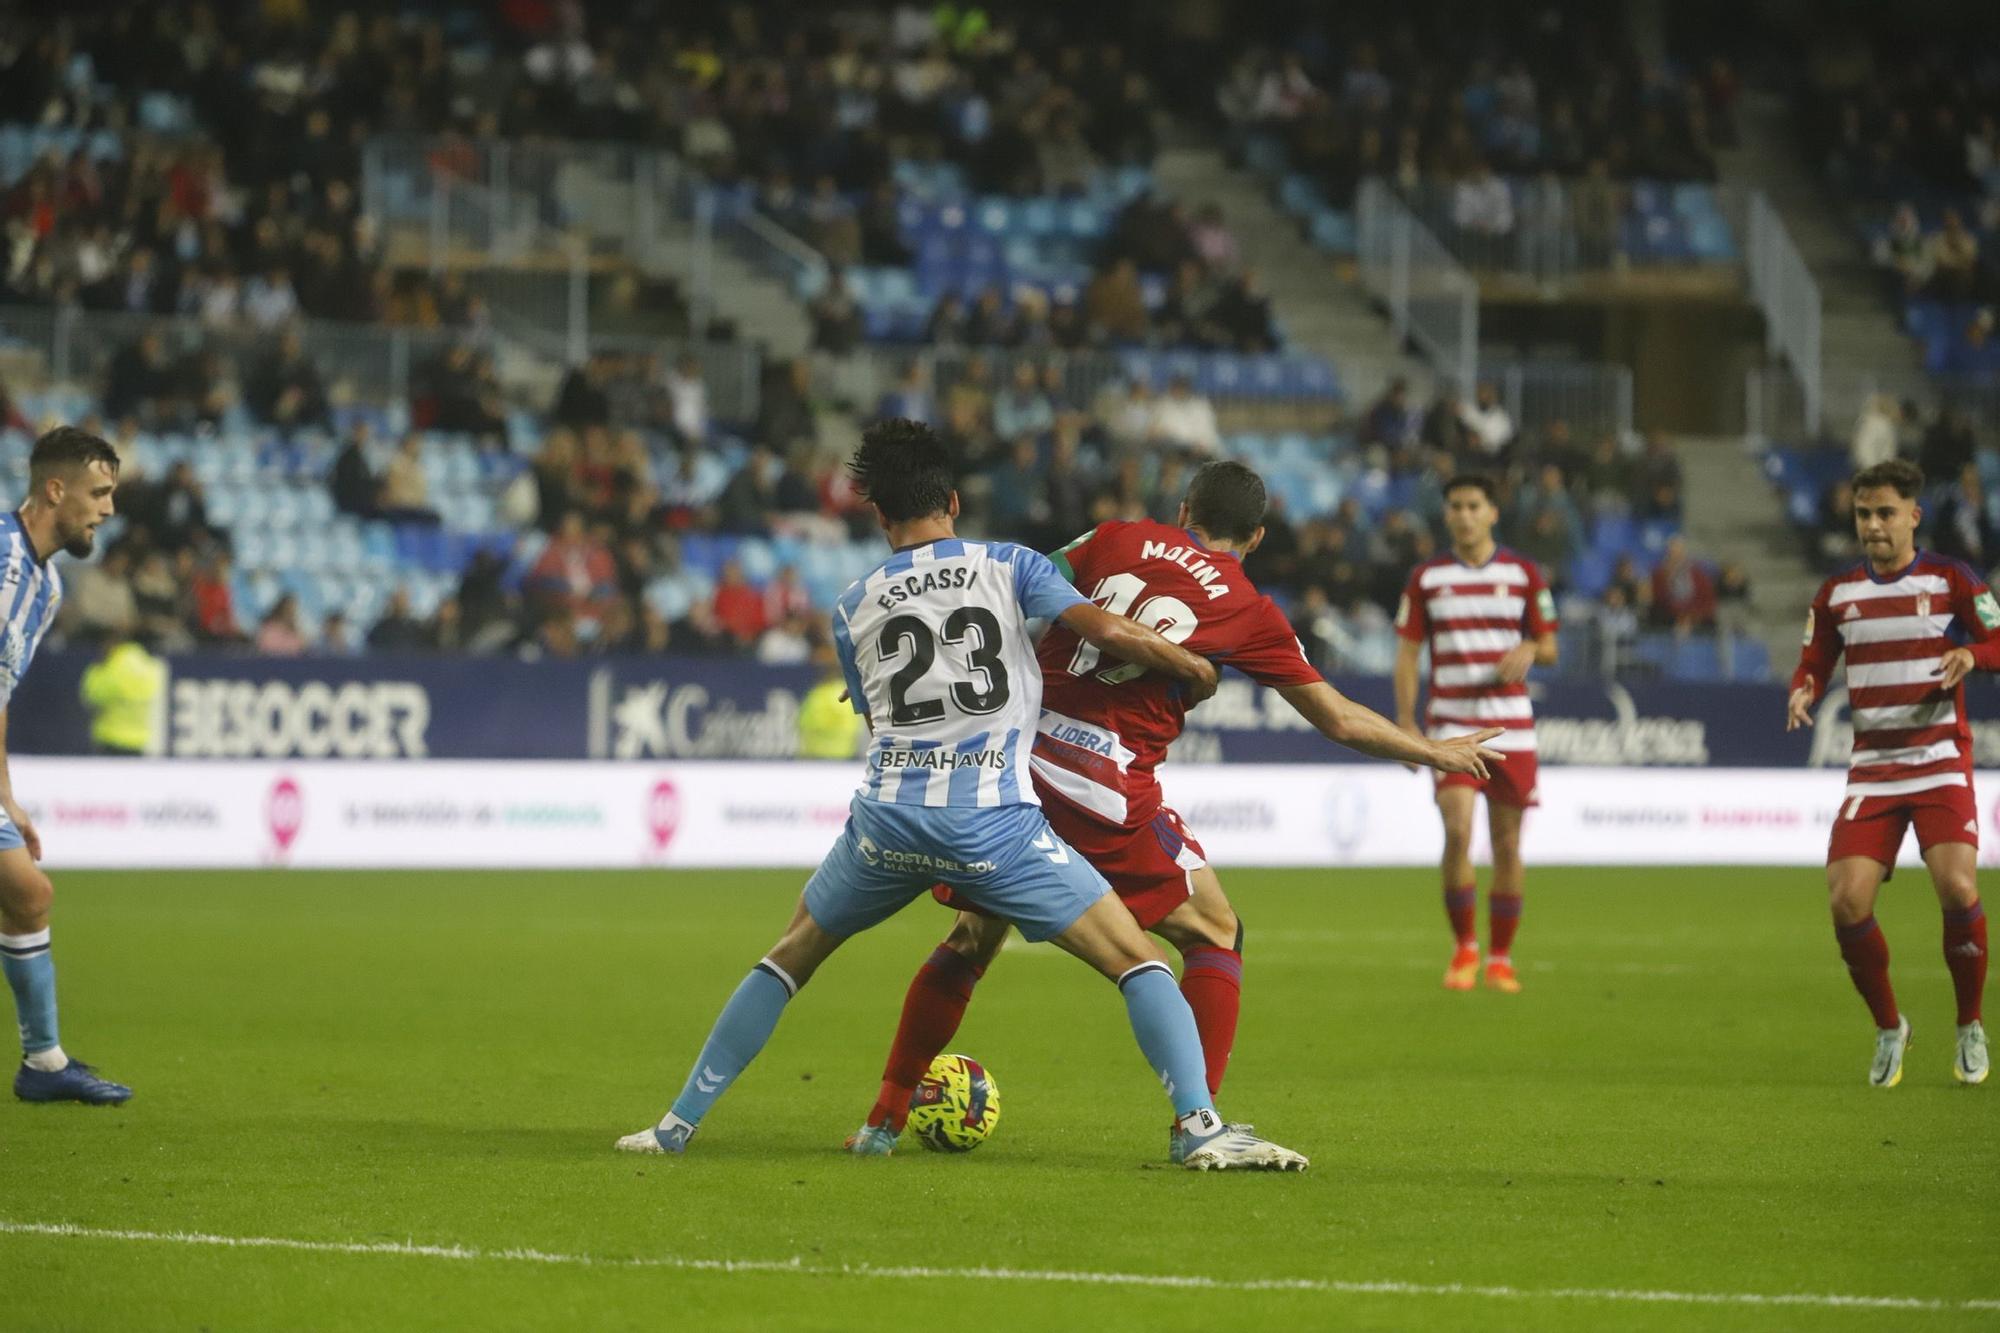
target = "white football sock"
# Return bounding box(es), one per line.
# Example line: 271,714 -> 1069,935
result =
23,1044 -> 68,1072
1175,1107 -> 1223,1140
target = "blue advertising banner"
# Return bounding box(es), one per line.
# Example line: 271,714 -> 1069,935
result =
15,649 -> 1997,768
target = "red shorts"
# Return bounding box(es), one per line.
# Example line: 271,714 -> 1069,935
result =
933,799 -> 1207,931
1435,748 -> 1539,809
1826,781 -> 1979,873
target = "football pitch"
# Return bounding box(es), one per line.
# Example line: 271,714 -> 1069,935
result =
5,868 -> 1995,1331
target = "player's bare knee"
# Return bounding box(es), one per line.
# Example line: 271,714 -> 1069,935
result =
1933,870 -> 1980,912
1825,872 -> 1875,925
944,911 -> 1008,965
765,912 -> 844,989
1192,898 -> 1239,953
0,868 -> 51,932
1056,897 -> 1167,980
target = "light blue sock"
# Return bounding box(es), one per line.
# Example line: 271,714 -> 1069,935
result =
1117,962 -> 1213,1120
667,961 -> 797,1126
1,929 -> 58,1055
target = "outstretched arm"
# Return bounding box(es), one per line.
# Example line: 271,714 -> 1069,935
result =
1277,680 -> 1503,777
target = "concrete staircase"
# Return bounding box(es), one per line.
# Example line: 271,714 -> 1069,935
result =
1677,433 -> 1820,668
1718,90 -> 1923,430
1149,145 -> 1431,408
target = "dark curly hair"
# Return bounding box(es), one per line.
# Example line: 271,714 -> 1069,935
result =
848,418 -> 956,523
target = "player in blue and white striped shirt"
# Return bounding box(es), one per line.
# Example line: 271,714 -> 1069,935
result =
617,421 -> 1309,1170
2,427 -> 132,1105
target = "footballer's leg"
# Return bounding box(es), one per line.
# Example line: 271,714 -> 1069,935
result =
1153,866 -> 1242,1098
1827,852 -> 1908,1088
2,847 -> 129,1105
1436,784 -> 1481,989
850,907 -> 1011,1153
1920,839 -> 1987,1085
957,806 -> 1302,1170
1483,801 -> 1526,993
623,806 -> 929,1154
1048,895 -> 1303,1171
619,894 -> 847,1154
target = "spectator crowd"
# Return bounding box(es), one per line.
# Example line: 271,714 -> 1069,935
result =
1216,9 -> 1738,216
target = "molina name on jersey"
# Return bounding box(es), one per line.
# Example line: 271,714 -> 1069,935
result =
832,537 -> 1086,810
1030,520 -> 1323,829
1395,549 -> 1557,751
1793,551 -> 2000,801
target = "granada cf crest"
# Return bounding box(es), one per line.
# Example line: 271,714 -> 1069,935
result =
1916,591 -> 1932,619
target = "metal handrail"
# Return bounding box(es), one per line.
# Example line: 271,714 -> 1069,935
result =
1356,178 -> 1479,392
1744,192 -> 1823,435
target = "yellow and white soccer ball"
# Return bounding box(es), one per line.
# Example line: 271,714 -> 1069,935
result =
906,1053 -> 1001,1152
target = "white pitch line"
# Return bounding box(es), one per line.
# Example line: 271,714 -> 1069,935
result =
4,1220 -> 1996,1315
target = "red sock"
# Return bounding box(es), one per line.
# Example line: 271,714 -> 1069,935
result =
1179,947 -> 1243,1097
1444,885 -> 1477,947
1943,902 -> 1987,1027
866,945 -> 985,1132
1835,915 -> 1901,1030
1489,892 -> 1522,959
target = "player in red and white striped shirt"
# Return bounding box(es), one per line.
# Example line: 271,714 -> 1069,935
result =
1394,474 -> 1559,993
1789,459 -> 1992,1088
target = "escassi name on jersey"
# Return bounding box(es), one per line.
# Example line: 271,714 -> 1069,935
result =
1139,540 -> 1232,600
874,746 -> 1011,771
873,566 -> 976,609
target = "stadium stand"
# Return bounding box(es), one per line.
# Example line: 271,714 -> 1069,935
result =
1212,12 -> 1742,268
0,3 -> 1776,682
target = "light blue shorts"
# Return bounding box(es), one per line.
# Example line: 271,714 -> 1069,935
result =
803,797 -> 1109,942
0,806 -> 22,853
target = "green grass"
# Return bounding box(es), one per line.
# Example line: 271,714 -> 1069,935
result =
4,868 -> 1996,1331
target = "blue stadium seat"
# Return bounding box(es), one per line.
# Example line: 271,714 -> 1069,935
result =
1730,636 -> 1772,681
1569,550 -> 1613,597
1311,210 -> 1357,254
1670,636 -> 1722,681
1279,174 -> 1320,217
1591,513 -> 1638,558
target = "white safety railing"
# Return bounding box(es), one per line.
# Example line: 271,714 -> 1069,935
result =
1357,178 -> 1478,393
1398,178 -> 1752,290
1744,192 -> 1823,437
1748,363 -> 2000,450
1490,361 -> 1635,440
362,136 -> 718,342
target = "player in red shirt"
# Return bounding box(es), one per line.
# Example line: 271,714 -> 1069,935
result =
1393,474 -> 1558,993
846,461 -> 1503,1153
1787,459 -> 1992,1088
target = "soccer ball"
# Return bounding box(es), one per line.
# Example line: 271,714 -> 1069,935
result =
906,1053 -> 1001,1152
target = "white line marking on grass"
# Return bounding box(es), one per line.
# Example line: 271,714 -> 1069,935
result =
5,1220 -> 1996,1315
